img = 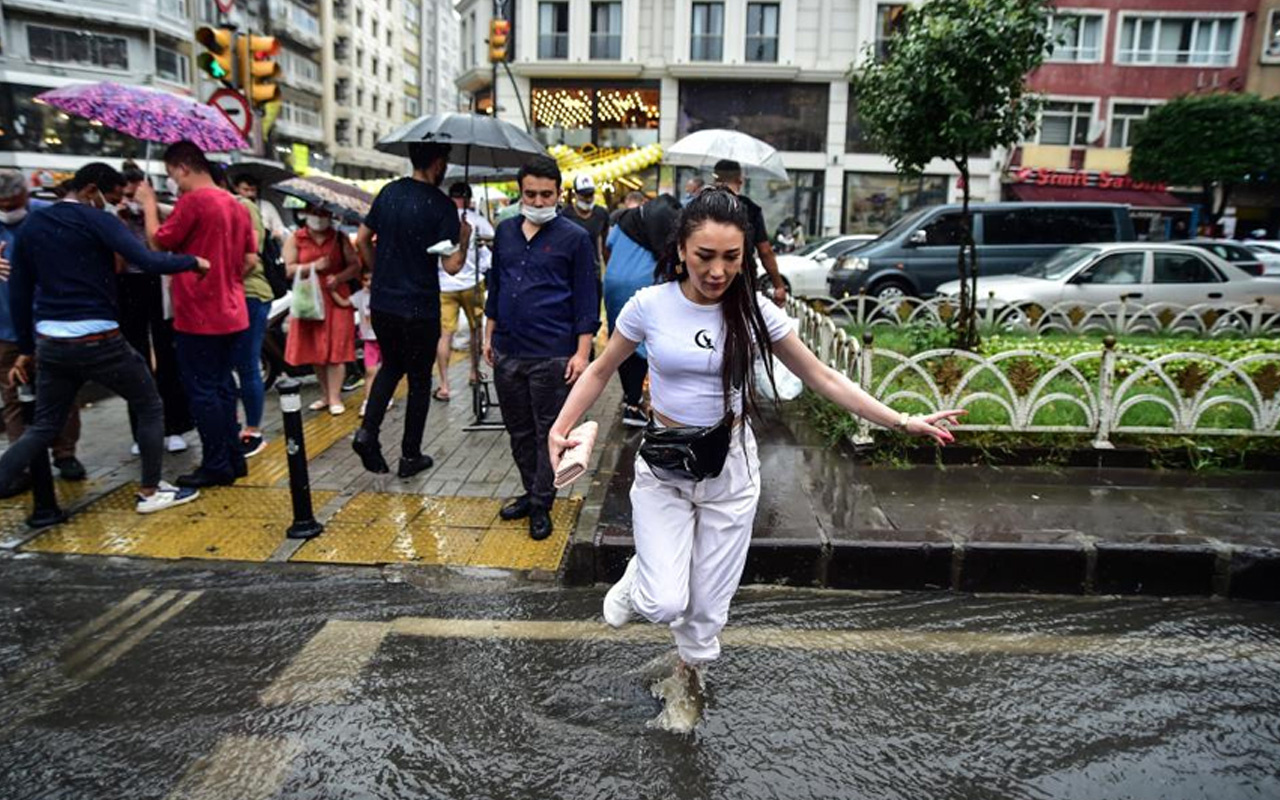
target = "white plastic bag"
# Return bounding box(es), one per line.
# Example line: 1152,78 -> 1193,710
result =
289,268 -> 326,321
757,316 -> 803,401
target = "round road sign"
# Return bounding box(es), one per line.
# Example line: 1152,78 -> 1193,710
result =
209,89 -> 252,139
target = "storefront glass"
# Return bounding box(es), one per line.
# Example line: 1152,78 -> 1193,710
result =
677,168 -> 823,244
530,81 -> 659,148
678,81 -> 829,152
0,83 -> 147,158
843,172 -> 948,234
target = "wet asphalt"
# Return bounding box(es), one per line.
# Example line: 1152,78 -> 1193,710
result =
1,554 -> 1278,800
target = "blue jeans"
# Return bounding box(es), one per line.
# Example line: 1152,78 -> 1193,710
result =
175,331 -> 245,479
233,298 -> 271,429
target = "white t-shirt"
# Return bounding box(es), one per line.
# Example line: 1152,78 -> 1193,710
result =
438,208 -> 495,293
352,288 -> 374,340
615,281 -> 792,427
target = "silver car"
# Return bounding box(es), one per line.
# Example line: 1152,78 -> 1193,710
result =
1242,241 -> 1280,277
936,243 -> 1280,309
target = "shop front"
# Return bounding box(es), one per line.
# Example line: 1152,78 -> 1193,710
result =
1003,167 -> 1193,241
842,172 -> 949,235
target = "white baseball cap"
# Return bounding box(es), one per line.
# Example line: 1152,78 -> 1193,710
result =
573,175 -> 596,195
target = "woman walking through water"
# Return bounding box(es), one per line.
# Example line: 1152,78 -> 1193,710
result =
549,189 -> 963,708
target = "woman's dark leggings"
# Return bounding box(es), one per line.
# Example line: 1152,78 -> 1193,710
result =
617,353 -> 648,407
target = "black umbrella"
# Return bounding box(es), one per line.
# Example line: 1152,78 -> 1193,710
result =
443,163 -> 520,183
376,112 -> 544,168
222,160 -> 295,189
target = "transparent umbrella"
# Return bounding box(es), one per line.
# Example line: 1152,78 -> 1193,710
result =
664,129 -> 788,181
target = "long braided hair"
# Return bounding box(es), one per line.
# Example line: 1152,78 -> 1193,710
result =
653,187 -> 779,421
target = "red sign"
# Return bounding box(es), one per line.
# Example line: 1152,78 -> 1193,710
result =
215,0 -> 234,12
208,89 -> 252,138
1009,167 -> 1168,193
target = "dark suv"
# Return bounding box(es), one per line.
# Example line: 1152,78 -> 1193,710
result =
827,202 -> 1136,299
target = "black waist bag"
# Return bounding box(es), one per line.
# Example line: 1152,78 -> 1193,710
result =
638,412 -> 734,482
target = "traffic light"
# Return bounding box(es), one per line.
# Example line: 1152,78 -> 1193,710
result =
196,26 -> 236,85
489,19 -> 510,63
237,33 -> 282,106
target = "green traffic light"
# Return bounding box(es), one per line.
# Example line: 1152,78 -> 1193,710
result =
210,62 -> 227,78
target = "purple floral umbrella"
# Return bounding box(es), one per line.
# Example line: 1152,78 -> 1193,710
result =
36,82 -> 248,153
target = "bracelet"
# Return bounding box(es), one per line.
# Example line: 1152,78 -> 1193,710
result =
893,412 -> 911,431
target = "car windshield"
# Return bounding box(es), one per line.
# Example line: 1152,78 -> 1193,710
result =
873,206 -> 934,243
1020,246 -> 1099,280
795,237 -> 834,257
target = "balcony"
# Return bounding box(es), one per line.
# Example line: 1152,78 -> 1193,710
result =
271,0 -> 324,50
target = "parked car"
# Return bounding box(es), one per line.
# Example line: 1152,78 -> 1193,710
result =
827,202 -> 1136,300
771,234 -> 875,297
1242,241 -> 1280,276
1181,239 -> 1266,277
935,243 -> 1280,310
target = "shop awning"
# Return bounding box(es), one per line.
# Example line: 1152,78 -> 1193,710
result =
1008,183 -> 1189,209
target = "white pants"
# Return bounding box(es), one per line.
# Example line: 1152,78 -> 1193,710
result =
628,425 -> 760,665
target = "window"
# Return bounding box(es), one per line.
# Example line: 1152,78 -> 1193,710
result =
406,96 -> 420,116
356,87 -> 364,107
746,3 -> 779,63
404,67 -> 420,87
680,81 -> 828,151
691,2 -> 724,62
1153,252 -> 1219,283
357,47 -> 364,68
372,56 -> 379,76
461,16 -> 469,68
155,45 -> 189,84
469,12 -> 478,67
356,7 -> 363,27
1118,16 -> 1238,66
984,208 -> 1118,245
280,101 -> 322,131
404,0 -> 420,29
590,2 -> 622,60
371,18 -> 378,39
158,0 -> 189,19
1047,12 -> 1102,62
875,3 -> 907,61
531,83 -> 660,148
843,173 -> 947,235
920,213 -> 966,246
1267,10 -> 1280,61
539,1 -> 569,59
1037,101 -> 1093,146
1108,103 -> 1154,149
28,25 -> 129,70
386,99 -> 393,116
1082,253 -> 1145,285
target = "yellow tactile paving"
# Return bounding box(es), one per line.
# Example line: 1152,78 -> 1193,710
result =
385,526 -> 485,565
329,492 -> 434,527
416,496 -> 503,528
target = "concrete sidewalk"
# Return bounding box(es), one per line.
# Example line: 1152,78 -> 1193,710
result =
570,408 -> 1280,601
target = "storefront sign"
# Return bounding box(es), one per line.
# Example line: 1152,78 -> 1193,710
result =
1009,167 -> 1167,193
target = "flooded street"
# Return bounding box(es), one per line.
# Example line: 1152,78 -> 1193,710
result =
1,556 -> 1278,800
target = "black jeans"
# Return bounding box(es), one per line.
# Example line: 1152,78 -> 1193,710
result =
0,334 -> 164,489
493,351 -> 570,509
116,272 -> 192,438
174,331 -> 245,479
361,311 -> 439,459
617,352 -> 648,407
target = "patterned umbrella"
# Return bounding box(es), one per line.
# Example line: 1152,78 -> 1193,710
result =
36,82 -> 248,153
275,176 -> 373,224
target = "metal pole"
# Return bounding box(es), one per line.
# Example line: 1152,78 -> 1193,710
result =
18,384 -> 65,529
276,377 -> 323,539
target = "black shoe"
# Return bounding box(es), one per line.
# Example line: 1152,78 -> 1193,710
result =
352,428 -> 389,474
232,456 -> 248,479
176,469 -> 236,488
0,472 -> 32,499
342,376 -> 365,392
53,457 -> 87,481
397,454 -> 434,479
622,404 -> 647,428
240,434 -> 266,458
499,494 -> 533,521
529,506 -> 553,541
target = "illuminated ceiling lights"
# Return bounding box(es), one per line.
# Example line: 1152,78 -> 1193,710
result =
532,88 -> 592,129
596,89 -> 658,127
532,87 -> 659,129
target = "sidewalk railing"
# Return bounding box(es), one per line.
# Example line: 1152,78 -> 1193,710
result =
787,298 -> 1280,448
813,292 -> 1280,339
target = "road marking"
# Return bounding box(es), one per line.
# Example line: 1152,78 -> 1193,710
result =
259,619 -> 391,707
61,590 -> 184,674
74,591 -> 203,681
165,735 -> 302,800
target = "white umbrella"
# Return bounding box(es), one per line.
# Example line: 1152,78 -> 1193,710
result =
664,129 -> 788,181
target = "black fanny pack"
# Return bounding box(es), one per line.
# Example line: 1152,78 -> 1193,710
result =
638,412 -> 734,482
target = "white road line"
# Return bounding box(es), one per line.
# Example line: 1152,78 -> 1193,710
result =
73,591 -> 204,681
61,590 -> 183,673
259,619 -> 391,707
164,735 -> 302,800
4,589 -> 156,688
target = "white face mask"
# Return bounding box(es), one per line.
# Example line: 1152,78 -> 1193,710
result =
304,214 -> 332,232
0,207 -> 28,225
521,203 -> 557,226
574,198 -> 594,212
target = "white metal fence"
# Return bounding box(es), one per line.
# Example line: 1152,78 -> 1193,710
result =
789,298 -> 1280,447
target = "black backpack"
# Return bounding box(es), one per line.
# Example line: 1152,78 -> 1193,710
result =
262,235 -> 289,299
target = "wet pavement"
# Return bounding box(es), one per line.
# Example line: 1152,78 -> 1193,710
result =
1,555 -> 1279,800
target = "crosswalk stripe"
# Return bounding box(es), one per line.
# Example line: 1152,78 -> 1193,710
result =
164,735 -> 302,800
73,591 -> 203,681
259,619 -> 391,707
61,590 -> 184,673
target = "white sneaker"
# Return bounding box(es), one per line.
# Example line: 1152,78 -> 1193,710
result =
130,442 -> 140,457
135,481 -> 200,515
603,556 -> 638,628
165,435 -> 188,453
359,400 -> 367,418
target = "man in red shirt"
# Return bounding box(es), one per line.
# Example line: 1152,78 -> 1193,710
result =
137,141 -> 255,487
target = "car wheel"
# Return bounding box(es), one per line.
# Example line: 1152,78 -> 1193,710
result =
870,279 -> 912,301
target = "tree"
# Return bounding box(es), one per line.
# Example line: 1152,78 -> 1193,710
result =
1129,93 -> 1280,226
851,0 -> 1051,350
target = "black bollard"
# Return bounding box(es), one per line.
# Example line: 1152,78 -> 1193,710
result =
276,378 -> 323,540
18,384 -> 65,529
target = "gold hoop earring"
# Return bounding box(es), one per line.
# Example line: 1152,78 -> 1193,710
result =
676,261 -> 685,275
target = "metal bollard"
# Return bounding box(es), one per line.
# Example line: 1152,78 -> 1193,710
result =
276,378 -> 323,540
18,384 -> 65,529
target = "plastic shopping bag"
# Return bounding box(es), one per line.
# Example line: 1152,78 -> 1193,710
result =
290,268 -> 326,321
756,316 -> 803,401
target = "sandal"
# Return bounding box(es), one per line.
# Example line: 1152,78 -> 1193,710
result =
308,399 -> 327,411
432,387 -> 451,402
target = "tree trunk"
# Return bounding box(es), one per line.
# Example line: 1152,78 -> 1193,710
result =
955,158 -> 979,350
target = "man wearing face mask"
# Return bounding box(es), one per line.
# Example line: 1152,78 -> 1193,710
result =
138,141 -> 257,489
3,162 -> 209,514
351,142 -> 470,477
0,169 -> 84,493
483,155 -> 599,541
563,175 -> 610,277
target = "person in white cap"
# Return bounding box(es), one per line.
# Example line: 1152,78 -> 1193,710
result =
563,174 -> 610,278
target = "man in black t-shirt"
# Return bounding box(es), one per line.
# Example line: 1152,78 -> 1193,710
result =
713,159 -> 787,307
353,142 -> 471,478
563,175 -> 610,274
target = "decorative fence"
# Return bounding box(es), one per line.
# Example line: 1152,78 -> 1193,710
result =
789,298 -> 1280,447
812,292 -> 1280,339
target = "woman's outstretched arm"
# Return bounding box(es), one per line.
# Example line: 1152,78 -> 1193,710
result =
772,333 -> 964,445
549,331 -> 639,470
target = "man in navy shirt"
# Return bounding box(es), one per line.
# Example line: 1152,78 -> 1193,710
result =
353,142 -> 470,477
483,156 -> 599,540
